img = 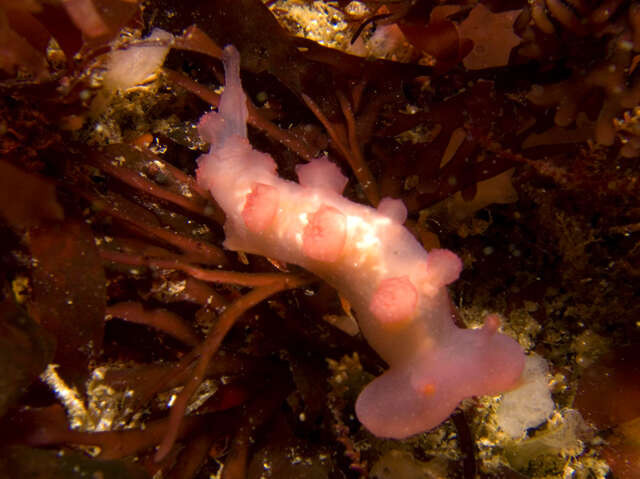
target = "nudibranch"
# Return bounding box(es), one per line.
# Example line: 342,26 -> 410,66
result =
196,46 -> 525,439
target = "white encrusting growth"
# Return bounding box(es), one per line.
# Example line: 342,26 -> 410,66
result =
196,45 -> 526,439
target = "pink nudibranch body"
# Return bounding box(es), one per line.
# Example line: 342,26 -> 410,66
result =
196,46 -> 525,439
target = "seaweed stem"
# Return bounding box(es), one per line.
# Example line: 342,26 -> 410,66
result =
154,273 -> 311,461
164,68 -> 318,160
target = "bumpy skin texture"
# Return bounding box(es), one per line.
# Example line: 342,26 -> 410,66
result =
196,46 -> 526,439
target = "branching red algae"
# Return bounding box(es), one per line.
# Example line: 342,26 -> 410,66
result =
155,273 -> 311,462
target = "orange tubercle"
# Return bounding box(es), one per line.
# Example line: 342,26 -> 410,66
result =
421,383 -> 437,396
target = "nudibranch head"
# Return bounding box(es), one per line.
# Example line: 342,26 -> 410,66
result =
356,314 -> 525,439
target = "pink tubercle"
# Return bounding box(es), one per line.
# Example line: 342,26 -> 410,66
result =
296,157 -> 348,194
420,249 -> 463,296
377,197 -> 408,224
483,313 -> 501,335
302,205 -> 347,262
242,182 -> 279,233
369,276 -> 418,326
197,111 -> 219,145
